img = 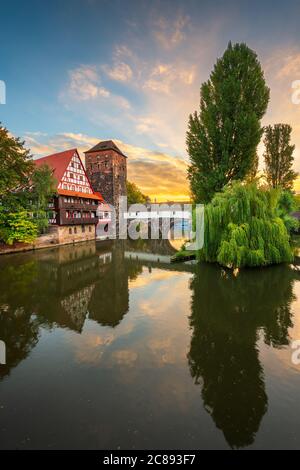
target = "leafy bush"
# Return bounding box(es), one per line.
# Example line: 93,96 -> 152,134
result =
0,210 -> 38,245
200,182 -> 293,268
277,190 -> 299,233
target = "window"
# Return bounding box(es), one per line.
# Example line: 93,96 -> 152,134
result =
70,173 -> 74,179
69,228 -> 72,234
71,185 -> 75,191
80,175 -> 83,181
89,226 -> 92,233
71,162 -> 74,168
74,227 -> 77,234
82,225 -> 85,233
63,184 -> 68,189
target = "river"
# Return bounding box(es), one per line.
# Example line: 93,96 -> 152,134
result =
0,239 -> 300,449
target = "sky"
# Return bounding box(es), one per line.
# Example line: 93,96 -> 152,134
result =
1,0 -> 300,201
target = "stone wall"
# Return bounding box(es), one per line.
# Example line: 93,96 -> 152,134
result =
57,224 -> 96,244
85,149 -> 127,211
0,225 -> 96,255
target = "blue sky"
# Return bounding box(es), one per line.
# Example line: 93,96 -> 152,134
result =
1,0 -> 300,199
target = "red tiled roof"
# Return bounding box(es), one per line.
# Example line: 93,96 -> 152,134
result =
57,188 -> 103,201
34,148 -> 104,201
34,149 -> 77,184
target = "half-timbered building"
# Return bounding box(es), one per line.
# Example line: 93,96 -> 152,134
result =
34,148 -> 103,244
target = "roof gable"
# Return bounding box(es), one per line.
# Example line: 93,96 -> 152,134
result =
34,149 -> 77,184
34,148 -> 103,200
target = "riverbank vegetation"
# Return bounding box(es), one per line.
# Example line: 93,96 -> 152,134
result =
126,181 -> 149,205
0,123 -> 56,245
199,183 -> 293,268
186,42 -> 298,268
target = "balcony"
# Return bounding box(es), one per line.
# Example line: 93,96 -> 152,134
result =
59,199 -> 98,211
59,215 -> 98,226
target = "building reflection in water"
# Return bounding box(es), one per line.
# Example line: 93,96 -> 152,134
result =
188,263 -> 297,448
0,241 -> 132,379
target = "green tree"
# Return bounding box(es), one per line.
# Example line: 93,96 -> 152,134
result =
200,182 -> 293,268
263,124 -> 298,190
29,164 -> 57,232
0,123 -> 34,198
126,181 -> 149,205
0,210 -> 38,245
187,42 -> 270,203
0,123 -> 57,243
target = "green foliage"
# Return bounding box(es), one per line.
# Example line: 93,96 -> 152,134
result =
171,249 -> 196,262
0,123 -> 34,198
263,124 -> 298,190
200,182 -> 293,268
0,124 -> 57,244
295,194 -> 300,210
126,181 -> 149,205
187,42 -> 270,203
0,210 -> 38,245
29,164 -> 57,232
277,190 -> 299,233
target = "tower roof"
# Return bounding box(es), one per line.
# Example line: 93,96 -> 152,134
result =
84,140 -> 127,157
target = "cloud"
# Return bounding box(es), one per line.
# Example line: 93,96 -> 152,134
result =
154,14 -> 190,49
104,62 -> 133,82
66,66 -> 110,101
24,135 -> 56,156
144,63 -> 196,94
276,53 -> 300,79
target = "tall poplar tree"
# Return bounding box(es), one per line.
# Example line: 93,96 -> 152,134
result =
263,124 -> 297,189
187,42 -> 270,203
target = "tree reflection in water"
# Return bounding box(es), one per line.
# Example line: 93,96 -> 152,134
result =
188,263 -> 296,448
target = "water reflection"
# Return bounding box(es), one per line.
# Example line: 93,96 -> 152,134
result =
0,240 -> 175,380
188,263 -> 297,448
0,242 -> 129,378
0,239 -> 299,449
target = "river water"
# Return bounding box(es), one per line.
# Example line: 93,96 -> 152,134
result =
0,239 -> 300,449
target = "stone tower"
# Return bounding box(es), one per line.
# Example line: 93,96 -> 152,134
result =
84,140 -> 127,212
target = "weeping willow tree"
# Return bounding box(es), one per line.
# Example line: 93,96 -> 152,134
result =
200,182 -> 293,268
